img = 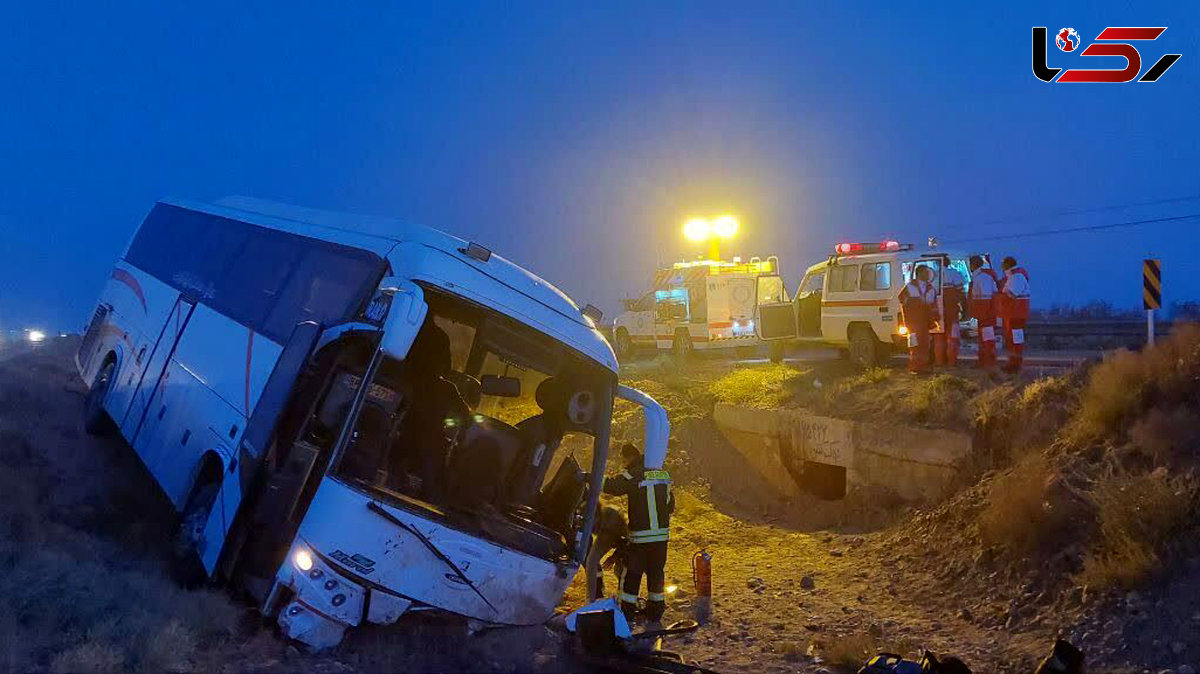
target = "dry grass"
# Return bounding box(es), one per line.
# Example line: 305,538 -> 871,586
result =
0,343 -> 246,672
813,631 -> 920,672
617,355 -> 722,427
972,374 -> 1080,469
842,367 -> 892,388
819,632 -> 878,670
1077,470 -> 1197,589
1129,405 -> 1200,469
1065,323 -> 1200,448
900,374 -> 980,425
978,454 -> 1071,555
708,363 -> 803,409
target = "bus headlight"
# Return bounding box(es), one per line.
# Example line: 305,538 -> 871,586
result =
294,548 -> 314,572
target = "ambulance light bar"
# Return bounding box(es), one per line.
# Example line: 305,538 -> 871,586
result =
834,241 -> 913,255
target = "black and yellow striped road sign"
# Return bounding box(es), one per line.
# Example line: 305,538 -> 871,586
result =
1144,259 -> 1162,310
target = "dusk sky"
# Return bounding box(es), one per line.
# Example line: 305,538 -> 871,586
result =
1,1 -> 1198,333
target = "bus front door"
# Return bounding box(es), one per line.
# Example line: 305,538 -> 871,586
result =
121,295 -> 197,448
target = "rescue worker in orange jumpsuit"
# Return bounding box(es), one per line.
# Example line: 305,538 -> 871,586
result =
934,263 -> 967,367
999,256 -> 1031,374
899,264 -> 938,374
968,256 -> 1001,370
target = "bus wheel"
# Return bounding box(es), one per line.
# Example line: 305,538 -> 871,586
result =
672,331 -> 693,361
848,326 -> 880,369
83,360 -> 115,436
174,478 -> 220,586
614,328 -> 632,360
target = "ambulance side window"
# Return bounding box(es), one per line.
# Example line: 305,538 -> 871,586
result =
799,272 -> 825,297
828,265 -> 859,293
859,262 -> 891,291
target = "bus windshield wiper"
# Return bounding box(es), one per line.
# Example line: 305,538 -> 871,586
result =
367,501 -> 498,614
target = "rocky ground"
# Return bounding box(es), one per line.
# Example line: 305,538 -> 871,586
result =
3,336 -> 1199,672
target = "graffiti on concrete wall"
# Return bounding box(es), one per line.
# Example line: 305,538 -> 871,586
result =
793,415 -> 850,465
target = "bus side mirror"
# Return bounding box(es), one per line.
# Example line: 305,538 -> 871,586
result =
379,278 -> 429,360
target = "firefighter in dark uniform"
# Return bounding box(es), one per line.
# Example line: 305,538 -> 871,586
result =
603,443 -> 673,622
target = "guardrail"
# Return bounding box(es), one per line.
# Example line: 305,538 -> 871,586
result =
1025,319 -> 1174,350
1028,319 -> 1171,337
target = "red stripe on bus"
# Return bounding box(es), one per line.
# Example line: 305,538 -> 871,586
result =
111,268 -> 147,313
708,321 -> 733,329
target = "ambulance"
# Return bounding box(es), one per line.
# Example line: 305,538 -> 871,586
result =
612,256 -> 788,358
755,241 -> 982,367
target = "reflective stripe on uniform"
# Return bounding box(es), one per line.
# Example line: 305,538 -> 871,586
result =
643,470 -> 670,481
619,471 -> 633,479
907,333 -> 919,348
630,527 -> 670,543
981,326 -> 995,342
648,592 -> 665,602
646,482 -> 659,531
619,591 -> 639,604
1012,328 -> 1025,345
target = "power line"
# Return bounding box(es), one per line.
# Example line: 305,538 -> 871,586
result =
939,193 -> 1200,231
941,212 -> 1200,245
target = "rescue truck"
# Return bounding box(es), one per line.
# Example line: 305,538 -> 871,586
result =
755,241 -> 983,367
77,196 -> 670,649
611,256 -> 788,358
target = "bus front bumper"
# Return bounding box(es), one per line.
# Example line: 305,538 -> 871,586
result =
272,539 -> 412,650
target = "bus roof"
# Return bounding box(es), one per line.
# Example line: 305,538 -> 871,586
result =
166,196 -> 617,372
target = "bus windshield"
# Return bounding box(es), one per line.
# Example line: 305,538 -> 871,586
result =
319,286 -> 611,558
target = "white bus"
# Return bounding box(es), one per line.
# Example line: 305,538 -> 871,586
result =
77,196 -> 669,648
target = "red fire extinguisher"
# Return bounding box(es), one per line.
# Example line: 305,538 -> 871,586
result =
692,549 -> 712,624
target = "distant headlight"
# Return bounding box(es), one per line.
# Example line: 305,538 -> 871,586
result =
27,330 -> 45,343
294,548 -> 314,572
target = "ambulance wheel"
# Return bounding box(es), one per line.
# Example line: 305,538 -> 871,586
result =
83,360 -> 116,436
672,331 -> 693,360
614,328 -> 632,360
847,327 -> 881,369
